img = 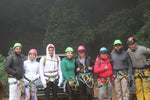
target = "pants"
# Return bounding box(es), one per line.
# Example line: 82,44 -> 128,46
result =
44,80 -> 58,100
24,83 -> 37,100
114,75 -> 129,100
66,82 -> 74,100
134,70 -> 150,100
98,82 -> 112,100
79,81 -> 93,100
8,78 -> 22,100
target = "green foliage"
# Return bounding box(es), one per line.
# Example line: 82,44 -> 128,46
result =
44,0 -> 94,53
134,9 -> 150,48
0,54 -> 8,97
94,8 -> 144,52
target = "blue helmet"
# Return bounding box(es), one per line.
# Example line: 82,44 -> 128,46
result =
100,47 -> 108,53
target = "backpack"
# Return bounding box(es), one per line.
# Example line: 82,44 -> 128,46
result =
43,55 -> 59,66
98,57 -> 112,67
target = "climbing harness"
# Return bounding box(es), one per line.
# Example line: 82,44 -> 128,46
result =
23,76 -> 38,98
44,74 -> 58,84
79,72 -> 93,88
63,76 -> 79,92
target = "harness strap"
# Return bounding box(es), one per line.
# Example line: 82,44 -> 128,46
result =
9,81 -> 17,85
134,72 -> 148,79
44,74 -> 58,83
24,75 -> 38,83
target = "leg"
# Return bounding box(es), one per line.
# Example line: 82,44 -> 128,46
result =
9,84 -> 17,100
8,78 -> 17,100
114,75 -> 122,100
44,81 -> 51,100
107,82 -> 112,100
52,82 -> 58,100
134,72 -> 143,100
79,81 -> 86,100
121,78 -> 129,100
25,85 -> 30,100
98,83 -> 106,100
86,84 -> 93,100
32,84 -> 38,100
66,82 -> 73,100
143,70 -> 150,100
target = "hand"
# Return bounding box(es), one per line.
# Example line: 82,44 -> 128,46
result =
112,49 -> 116,53
69,81 -> 72,86
104,66 -> 108,70
43,84 -> 47,89
88,67 -> 93,71
77,68 -> 80,71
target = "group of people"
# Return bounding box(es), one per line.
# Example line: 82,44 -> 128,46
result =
4,36 -> 150,100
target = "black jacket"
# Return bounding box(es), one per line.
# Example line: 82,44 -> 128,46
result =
5,53 -> 24,80
75,55 -> 93,74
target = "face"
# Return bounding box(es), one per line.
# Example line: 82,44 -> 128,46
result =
100,52 -> 107,59
114,44 -> 123,51
128,43 -> 136,51
48,48 -> 54,57
29,54 -> 36,61
14,47 -> 22,55
78,51 -> 85,58
66,51 -> 73,59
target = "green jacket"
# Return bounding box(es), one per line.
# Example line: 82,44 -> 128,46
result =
61,57 -> 75,82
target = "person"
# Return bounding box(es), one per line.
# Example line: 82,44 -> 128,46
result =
5,43 -> 25,100
39,44 -> 62,100
94,47 -> 114,100
76,45 -> 93,100
61,47 -> 77,100
127,37 -> 150,100
111,40 -> 132,100
0,80 -> 5,99
23,49 -> 39,100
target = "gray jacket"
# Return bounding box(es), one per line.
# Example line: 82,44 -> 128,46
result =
127,45 -> 150,72
111,50 -> 132,80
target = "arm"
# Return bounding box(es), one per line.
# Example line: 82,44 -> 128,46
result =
58,57 -> 62,86
94,58 -> 106,74
61,60 -> 71,82
127,53 -> 133,80
143,46 -> 150,54
87,56 -> 93,72
39,57 -> 47,88
5,55 -> 16,76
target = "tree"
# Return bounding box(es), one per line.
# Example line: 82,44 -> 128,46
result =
134,9 -> 150,48
44,0 -> 94,53
94,7 -> 144,52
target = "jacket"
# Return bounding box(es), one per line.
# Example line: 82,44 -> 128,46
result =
23,54 -> 39,83
111,50 -> 132,80
5,52 -> 24,80
75,55 -> 93,74
94,54 -> 113,82
39,44 -> 62,88
61,57 -> 75,82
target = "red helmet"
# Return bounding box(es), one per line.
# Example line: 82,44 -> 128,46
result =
77,45 -> 86,51
28,49 -> 37,56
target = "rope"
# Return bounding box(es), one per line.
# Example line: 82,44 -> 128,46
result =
79,73 -> 93,88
